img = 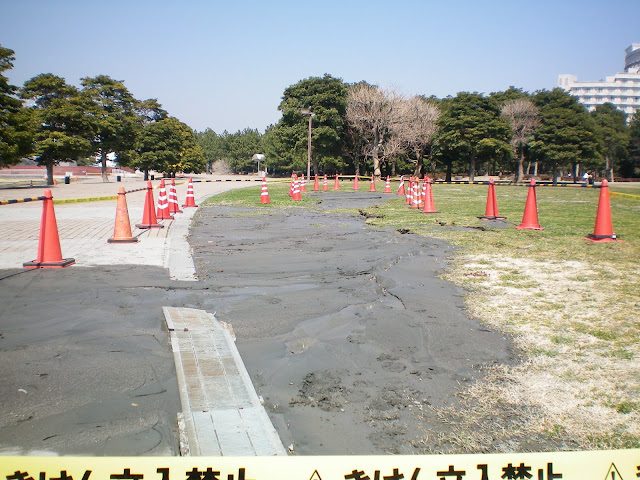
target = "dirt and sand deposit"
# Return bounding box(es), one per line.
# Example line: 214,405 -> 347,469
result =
189,192 -> 513,454
0,189 -> 513,455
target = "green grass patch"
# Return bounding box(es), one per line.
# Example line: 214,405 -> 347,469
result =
53,195 -> 118,204
203,182 -> 320,209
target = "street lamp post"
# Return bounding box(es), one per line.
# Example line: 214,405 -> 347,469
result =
300,109 -> 314,183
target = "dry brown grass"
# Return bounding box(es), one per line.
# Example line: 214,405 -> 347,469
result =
434,254 -> 640,451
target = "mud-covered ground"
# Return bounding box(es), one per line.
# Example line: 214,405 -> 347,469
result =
189,192 -> 514,455
0,191 -> 513,456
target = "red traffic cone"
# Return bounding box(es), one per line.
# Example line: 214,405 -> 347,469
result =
108,187 -> 139,243
289,174 -> 295,197
333,174 -> 340,191
478,178 -> 506,220
168,179 -> 183,215
353,174 -> 359,190
23,189 -> 75,268
323,174 -> 328,191
292,177 -> 302,201
156,179 -> 173,220
182,177 -> 198,208
260,174 -> 271,204
422,177 -> 439,214
300,175 -> 306,193
136,181 -> 164,229
397,176 -> 405,196
313,174 -> 319,191
369,176 -> 376,192
383,176 -> 391,193
586,179 -> 619,242
516,178 -> 543,230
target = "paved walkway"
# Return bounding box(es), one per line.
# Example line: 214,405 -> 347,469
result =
0,174 -> 287,456
0,175 -> 258,279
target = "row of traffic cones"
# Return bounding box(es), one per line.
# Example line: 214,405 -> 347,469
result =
448,176 -> 618,241
113,178 -> 198,242
516,177 -> 618,240
401,176 -> 439,213
285,174 -> 396,196
18,175 -> 621,270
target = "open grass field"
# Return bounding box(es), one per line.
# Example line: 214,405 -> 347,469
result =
205,179 -> 640,452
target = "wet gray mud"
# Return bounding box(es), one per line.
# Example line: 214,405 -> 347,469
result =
0,265 -> 204,455
189,192 -> 513,455
0,192 -> 513,456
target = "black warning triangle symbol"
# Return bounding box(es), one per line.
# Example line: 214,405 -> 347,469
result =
603,463 -> 623,480
309,470 -> 322,480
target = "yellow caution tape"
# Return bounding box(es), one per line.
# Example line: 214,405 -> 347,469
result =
1,449 -> 639,480
610,191 -> 640,200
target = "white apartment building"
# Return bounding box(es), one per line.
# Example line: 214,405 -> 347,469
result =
558,44 -> 640,119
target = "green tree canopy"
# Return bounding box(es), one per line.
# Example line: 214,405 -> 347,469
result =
591,102 -> 629,181
81,75 -> 139,181
133,117 -> 205,178
21,73 -> 93,184
195,128 -> 227,173
433,92 -> 511,182
272,74 -> 348,176
530,88 -> 601,183
622,110 -> 640,178
195,128 -> 264,174
0,45 -> 33,167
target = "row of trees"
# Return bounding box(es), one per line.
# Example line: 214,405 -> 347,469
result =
3,43 -> 639,182
0,45 -> 205,184
197,74 -> 640,182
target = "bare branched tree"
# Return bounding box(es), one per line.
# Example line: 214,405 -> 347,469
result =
501,98 -> 540,183
346,84 -> 402,178
394,96 -> 440,176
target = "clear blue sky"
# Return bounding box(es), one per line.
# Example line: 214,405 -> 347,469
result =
2,0 -> 639,134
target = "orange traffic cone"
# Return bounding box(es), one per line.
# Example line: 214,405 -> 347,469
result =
333,174 -> 340,191
411,181 -> 420,209
516,178 -> 543,230
136,181 -> 164,229
323,174 -> 328,191
383,176 -> 391,193
289,174 -> 295,197
108,187 -> 139,243
369,176 -> 376,192
292,177 -> 302,201
313,174 -> 319,191
478,178 -> 506,220
405,178 -> 413,205
300,175 -> 306,192
260,174 -> 270,204
23,189 -> 75,268
182,178 -> 198,208
353,174 -> 359,190
586,179 -> 619,242
168,179 -> 183,215
156,179 -> 173,220
422,177 -> 439,214
397,176 -> 405,196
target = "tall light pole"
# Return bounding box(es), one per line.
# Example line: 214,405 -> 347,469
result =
300,109 -> 314,182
